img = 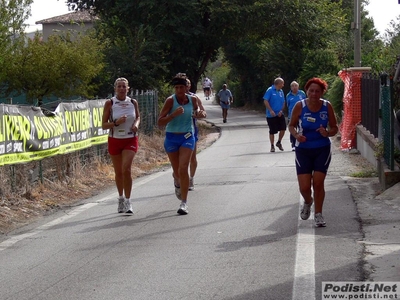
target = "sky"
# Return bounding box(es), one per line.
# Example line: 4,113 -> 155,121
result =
25,0 -> 400,35
26,0 -> 70,32
365,0 -> 400,35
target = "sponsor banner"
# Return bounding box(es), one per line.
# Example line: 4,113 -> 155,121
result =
322,281 -> 399,299
0,100 -> 108,166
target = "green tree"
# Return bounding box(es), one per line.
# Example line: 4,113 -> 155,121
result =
64,0 -> 389,108
223,0 -> 348,106
0,0 -> 32,36
66,0 -> 263,92
3,32 -> 104,105
0,0 -> 33,82
378,16 -> 400,73
380,15 -> 400,110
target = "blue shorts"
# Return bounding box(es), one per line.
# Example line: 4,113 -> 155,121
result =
192,119 -> 199,142
194,126 -> 199,142
164,132 -> 195,153
220,101 -> 230,109
295,145 -> 331,175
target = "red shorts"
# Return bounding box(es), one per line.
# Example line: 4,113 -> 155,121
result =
108,136 -> 138,155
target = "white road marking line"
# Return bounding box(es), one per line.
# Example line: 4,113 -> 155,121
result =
292,198 -> 315,300
0,171 -> 165,251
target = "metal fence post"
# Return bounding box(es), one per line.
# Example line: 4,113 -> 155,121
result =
380,73 -> 394,170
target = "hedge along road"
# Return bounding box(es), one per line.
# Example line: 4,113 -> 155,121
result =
0,93 -> 361,300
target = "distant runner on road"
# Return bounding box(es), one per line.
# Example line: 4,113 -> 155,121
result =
203,77 -> 213,100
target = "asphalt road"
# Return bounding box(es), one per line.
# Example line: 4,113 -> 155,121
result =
0,96 -> 363,300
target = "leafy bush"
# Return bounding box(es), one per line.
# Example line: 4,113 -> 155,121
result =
324,75 -> 344,123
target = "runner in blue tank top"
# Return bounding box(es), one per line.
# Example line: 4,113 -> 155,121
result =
157,73 -> 206,215
288,77 -> 338,227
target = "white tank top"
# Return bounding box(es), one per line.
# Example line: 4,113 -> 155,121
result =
109,96 -> 137,139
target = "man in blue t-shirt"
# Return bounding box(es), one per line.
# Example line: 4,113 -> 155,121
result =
286,81 -> 306,150
263,77 -> 286,152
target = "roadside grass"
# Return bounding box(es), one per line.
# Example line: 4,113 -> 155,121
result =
350,169 -> 378,178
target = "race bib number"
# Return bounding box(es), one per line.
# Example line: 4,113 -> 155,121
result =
117,129 -> 126,136
307,117 -> 316,123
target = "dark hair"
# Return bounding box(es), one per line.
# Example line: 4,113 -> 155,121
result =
171,73 -> 187,86
304,77 -> 328,93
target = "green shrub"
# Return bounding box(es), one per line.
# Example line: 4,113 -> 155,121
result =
324,75 -> 344,123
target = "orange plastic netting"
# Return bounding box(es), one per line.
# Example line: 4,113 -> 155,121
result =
338,70 -> 363,150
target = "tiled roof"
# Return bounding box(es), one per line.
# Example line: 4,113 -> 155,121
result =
36,11 -> 98,25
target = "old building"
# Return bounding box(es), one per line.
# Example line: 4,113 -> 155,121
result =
35,11 -> 97,41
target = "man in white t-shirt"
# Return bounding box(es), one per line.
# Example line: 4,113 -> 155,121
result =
202,77 -> 213,100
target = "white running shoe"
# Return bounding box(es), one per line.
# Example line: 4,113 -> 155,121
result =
300,199 -> 313,220
189,177 -> 194,191
118,197 -> 125,213
177,202 -> 188,215
314,213 -> 326,227
125,199 -> 133,214
175,186 -> 182,200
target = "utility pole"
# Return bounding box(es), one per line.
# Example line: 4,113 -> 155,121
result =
353,0 -> 361,67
